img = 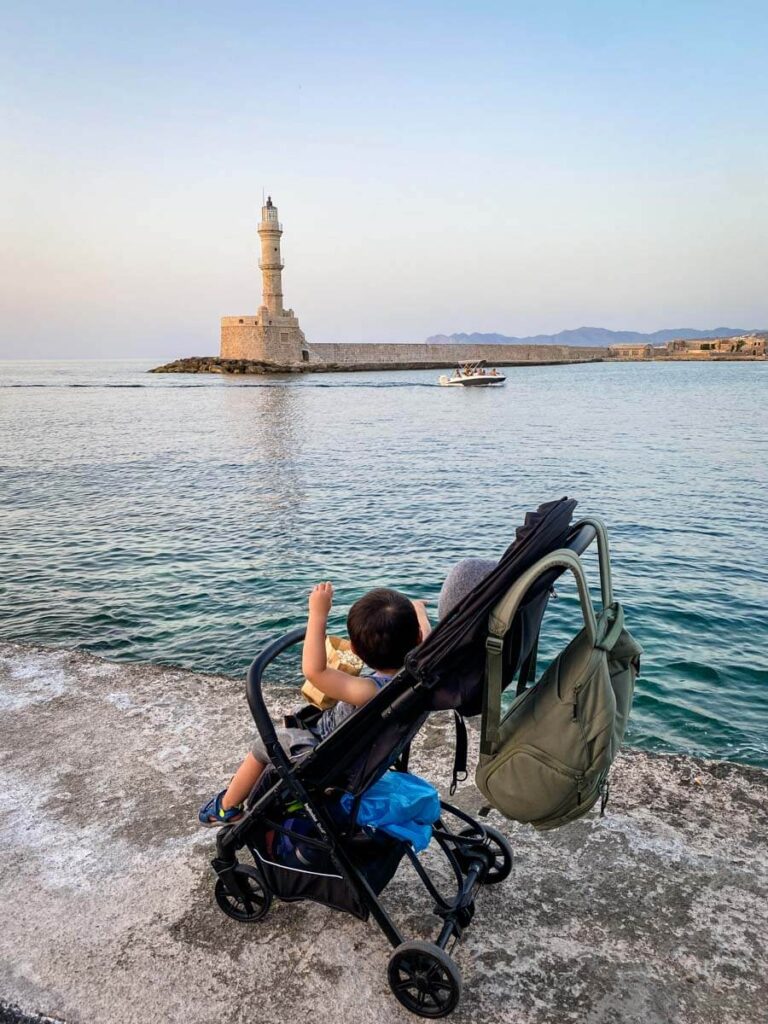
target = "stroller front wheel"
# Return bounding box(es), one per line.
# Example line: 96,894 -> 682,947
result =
388,940 -> 462,1018
214,865 -> 272,923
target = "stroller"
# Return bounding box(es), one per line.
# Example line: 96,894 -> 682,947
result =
211,498 -> 609,1017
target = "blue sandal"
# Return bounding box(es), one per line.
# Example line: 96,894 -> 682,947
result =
198,790 -> 244,828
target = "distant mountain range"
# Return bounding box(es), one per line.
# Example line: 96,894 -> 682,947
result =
426,327 -> 752,347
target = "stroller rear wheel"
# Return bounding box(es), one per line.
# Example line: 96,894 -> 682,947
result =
388,940 -> 462,1018
457,825 -> 513,884
214,865 -> 272,923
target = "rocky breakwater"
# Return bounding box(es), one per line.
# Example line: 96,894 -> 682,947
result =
150,356 -> 308,375
1,642 -> 766,1024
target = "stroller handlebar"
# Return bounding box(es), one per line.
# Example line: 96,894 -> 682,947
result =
246,626 -> 307,771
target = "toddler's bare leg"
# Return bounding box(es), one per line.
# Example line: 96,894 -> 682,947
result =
222,752 -> 265,809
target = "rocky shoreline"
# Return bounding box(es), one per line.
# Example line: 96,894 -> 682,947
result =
2,641 -> 766,1024
150,356 -> 302,374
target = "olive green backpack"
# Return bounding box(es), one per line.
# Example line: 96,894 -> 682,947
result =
476,518 -> 642,830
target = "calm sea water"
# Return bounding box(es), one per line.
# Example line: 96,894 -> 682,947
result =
1,358 -> 767,767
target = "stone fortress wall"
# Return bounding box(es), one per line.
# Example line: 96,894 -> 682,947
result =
221,315 -> 306,364
308,341 -> 606,368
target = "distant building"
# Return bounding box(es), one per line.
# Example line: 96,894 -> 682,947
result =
220,197 -> 309,364
703,336 -> 766,355
607,343 -> 654,359
666,336 -> 766,357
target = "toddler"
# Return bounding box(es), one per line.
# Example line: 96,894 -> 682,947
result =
199,581 -> 430,826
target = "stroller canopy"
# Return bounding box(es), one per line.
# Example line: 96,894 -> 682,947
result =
406,496 -> 577,716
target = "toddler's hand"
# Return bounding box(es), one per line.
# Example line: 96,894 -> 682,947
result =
411,599 -> 428,616
309,581 -> 334,617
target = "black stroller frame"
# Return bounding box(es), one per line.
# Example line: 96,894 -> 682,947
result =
210,501 -> 597,1018
212,627 -> 512,1017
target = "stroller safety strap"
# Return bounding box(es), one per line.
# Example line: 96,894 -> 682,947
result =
449,711 -> 468,795
516,637 -> 538,696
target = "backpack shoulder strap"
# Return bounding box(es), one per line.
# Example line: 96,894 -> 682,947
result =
480,548 -> 598,760
480,632 -> 505,757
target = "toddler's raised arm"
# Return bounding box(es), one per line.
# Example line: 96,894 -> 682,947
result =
301,582 -> 378,707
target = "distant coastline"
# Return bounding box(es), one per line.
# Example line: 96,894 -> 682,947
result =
426,326 -> 760,347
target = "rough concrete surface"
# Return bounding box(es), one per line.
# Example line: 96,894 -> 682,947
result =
1,642 -> 766,1024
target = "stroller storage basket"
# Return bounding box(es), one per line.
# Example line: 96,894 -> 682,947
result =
247,825 -> 368,919
244,814 -> 408,917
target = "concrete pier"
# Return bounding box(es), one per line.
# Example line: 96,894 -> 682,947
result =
1,642 -> 766,1024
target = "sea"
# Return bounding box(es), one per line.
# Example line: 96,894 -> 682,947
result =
1,358 -> 766,767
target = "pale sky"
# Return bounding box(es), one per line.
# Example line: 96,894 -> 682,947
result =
2,1 -> 767,358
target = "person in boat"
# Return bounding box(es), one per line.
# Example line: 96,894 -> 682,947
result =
198,583 -> 431,826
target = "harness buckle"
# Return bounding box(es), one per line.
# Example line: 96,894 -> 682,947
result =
485,635 -> 504,655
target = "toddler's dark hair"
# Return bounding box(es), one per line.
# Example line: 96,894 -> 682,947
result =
347,588 -> 420,671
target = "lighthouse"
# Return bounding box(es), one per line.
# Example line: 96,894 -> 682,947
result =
258,196 -> 284,315
220,196 -> 308,365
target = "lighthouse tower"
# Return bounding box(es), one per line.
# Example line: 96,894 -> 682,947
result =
220,196 -> 308,365
258,196 -> 284,315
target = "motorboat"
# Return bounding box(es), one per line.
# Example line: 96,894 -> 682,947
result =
438,360 -> 506,387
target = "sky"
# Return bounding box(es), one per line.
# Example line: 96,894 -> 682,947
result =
1,1 -> 767,358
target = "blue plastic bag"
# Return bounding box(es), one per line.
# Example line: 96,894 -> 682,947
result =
341,772 -> 440,852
